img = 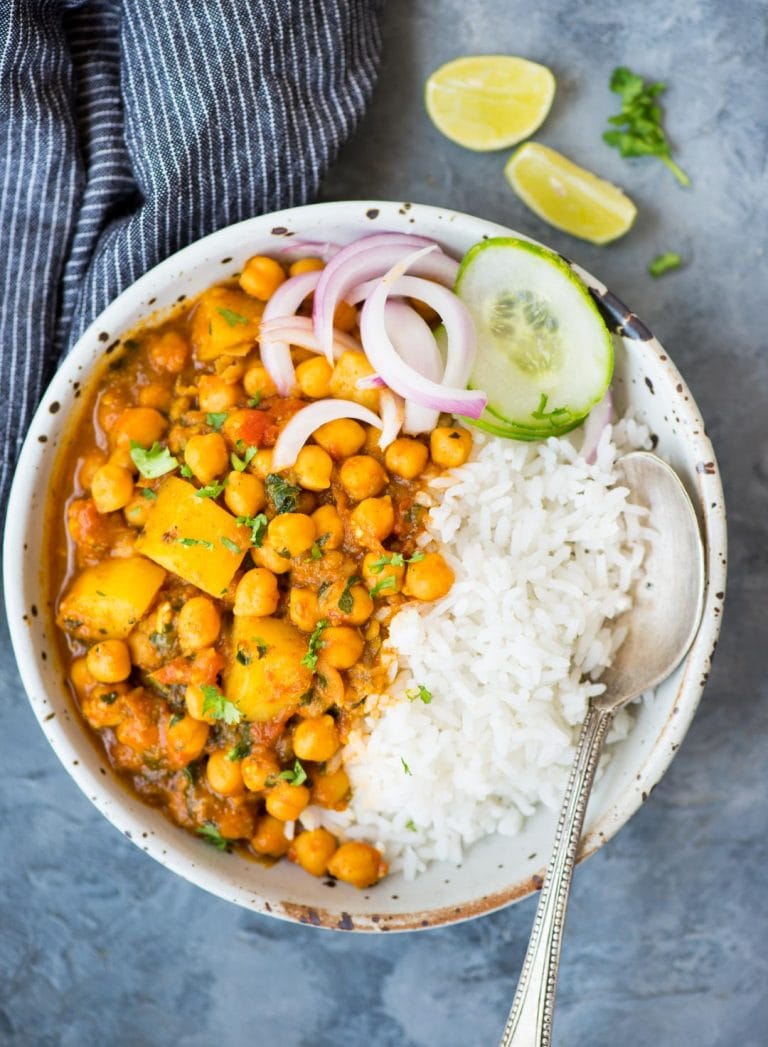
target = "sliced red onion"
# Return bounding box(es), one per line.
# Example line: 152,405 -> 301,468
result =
313,233 -> 459,366
259,271 -> 322,395
356,373 -> 386,390
271,399 -> 384,470
359,248 -> 487,419
378,388 -> 404,449
277,240 -> 340,262
384,300 -> 442,434
580,388 -> 614,464
260,315 -> 361,359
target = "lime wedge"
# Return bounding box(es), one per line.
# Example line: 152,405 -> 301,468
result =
425,55 -> 556,152
505,143 -> 637,244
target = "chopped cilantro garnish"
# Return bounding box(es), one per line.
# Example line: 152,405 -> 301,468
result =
200,684 -> 241,725
197,821 -> 230,851
220,536 -> 241,554
253,637 -> 269,658
310,542 -> 323,561
405,818 -> 417,831
217,307 -> 249,327
236,512 -> 268,547
100,690 -> 119,705
227,734 -> 252,762
301,619 -> 329,671
195,480 -> 226,499
169,712 -> 184,726
235,647 -> 251,666
648,251 -> 683,278
268,759 -> 307,787
338,575 -> 362,613
180,463 -> 193,478
369,575 -> 397,599
604,66 -> 690,187
368,551 -> 424,573
406,684 -> 433,705
140,487 -> 157,501
177,537 -> 214,549
130,440 -> 178,479
230,444 -> 257,472
400,756 -> 412,776
248,392 -> 262,407
205,412 -> 228,431
265,473 -> 300,514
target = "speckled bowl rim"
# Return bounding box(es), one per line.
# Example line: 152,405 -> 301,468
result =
3,200 -> 726,932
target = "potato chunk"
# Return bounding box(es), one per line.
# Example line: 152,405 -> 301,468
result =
135,477 -> 248,596
226,616 -> 313,722
190,286 -> 264,361
57,557 -> 166,641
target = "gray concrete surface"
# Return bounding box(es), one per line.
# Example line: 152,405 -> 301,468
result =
2,1 -> 767,1044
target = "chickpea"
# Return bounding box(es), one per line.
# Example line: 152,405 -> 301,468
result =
224,470 -> 265,517
288,256 -> 324,277
81,685 -> 128,729
206,749 -> 245,796
403,551 -> 455,601
295,356 -> 332,399
108,445 -> 136,472
288,588 -> 319,632
112,407 -> 167,449
91,463 -> 134,513
311,767 -> 351,810
320,626 -> 364,670
327,841 -> 387,888
249,448 -> 273,479
251,814 -> 290,857
252,538 -> 292,575
70,656 -> 95,698
241,750 -> 280,792
329,351 -> 379,411
385,437 -> 429,479
267,512 -> 315,558
243,363 -> 277,400
265,779 -> 310,822
177,596 -> 221,651
138,382 -> 172,412
86,639 -> 132,683
148,329 -> 189,374
311,504 -> 344,550
234,568 -> 279,617
318,580 -> 374,627
294,445 -> 333,491
288,828 -> 338,878
165,714 -> 209,767
78,450 -> 106,491
123,491 -> 153,528
333,299 -> 358,333
183,433 -> 228,484
185,683 -> 217,724
293,715 -> 340,763
197,374 -> 241,413
313,418 -> 366,459
350,496 -> 395,545
361,551 -> 404,592
239,255 -> 286,300
430,426 -> 473,468
339,455 -> 388,502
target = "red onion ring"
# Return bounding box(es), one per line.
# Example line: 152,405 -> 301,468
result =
378,388 -> 404,449
259,270 -> 322,395
384,300 -> 442,434
580,388 -> 614,464
260,315 -> 361,359
271,399 -> 384,471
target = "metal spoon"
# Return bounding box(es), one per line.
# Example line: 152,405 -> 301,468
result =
499,451 -> 706,1047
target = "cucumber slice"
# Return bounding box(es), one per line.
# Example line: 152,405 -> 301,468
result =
456,237 -> 613,436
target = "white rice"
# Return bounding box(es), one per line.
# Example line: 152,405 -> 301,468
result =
302,417 -> 654,878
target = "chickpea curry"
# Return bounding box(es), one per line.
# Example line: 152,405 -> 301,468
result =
51,250 -> 473,889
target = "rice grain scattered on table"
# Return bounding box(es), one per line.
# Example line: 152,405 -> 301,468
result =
303,419 -> 653,878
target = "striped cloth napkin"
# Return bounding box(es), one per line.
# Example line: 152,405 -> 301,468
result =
0,0 -> 382,502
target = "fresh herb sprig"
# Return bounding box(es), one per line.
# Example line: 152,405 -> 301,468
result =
197,822 -> 231,851
265,473 -> 300,514
130,440 -> 178,479
406,684 -> 433,705
603,66 -> 690,187
267,759 -> 307,787
301,619 -> 329,671
236,512 -> 268,547
648,251 -> 683,277
200,684 -> 241,725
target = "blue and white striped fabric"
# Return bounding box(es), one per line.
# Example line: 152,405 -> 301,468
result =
0,0 -> 382,502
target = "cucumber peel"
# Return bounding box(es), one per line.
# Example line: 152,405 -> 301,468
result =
456,237 -> 613,439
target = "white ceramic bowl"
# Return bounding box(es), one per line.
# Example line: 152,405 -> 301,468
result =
4,201 -> 726,931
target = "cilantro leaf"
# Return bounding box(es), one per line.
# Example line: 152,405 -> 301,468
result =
197,821 -> 231,851
201,684 -> 241,725
230,445 -> 257,472
227,731 -> 252,762
235,647 -> 251,666
338,575 -> 362,614
648,251 -> 683,277
130,440 -> 178,479
177,536 -> 214,549
236,512 -> 268,547
140,487 -> 157,501
206,412 -> 228,431
604,66 -> 690,187
265,473 -> 300,514
217,307 -> 249,327
180,463 -> 193,478
301,619 -> 329,671
405,818 -> 417,832
248,393 -> 262,408
406,684 -> 433,705
269,759 -> 307,787
400,756 -> 412,776
220,536 -> 241,554
369,575 -> 397,599
196,480 -> 226,499
368,552 -> 404,574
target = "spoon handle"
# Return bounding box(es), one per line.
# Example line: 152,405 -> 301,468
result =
499,705 -> 614,1047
